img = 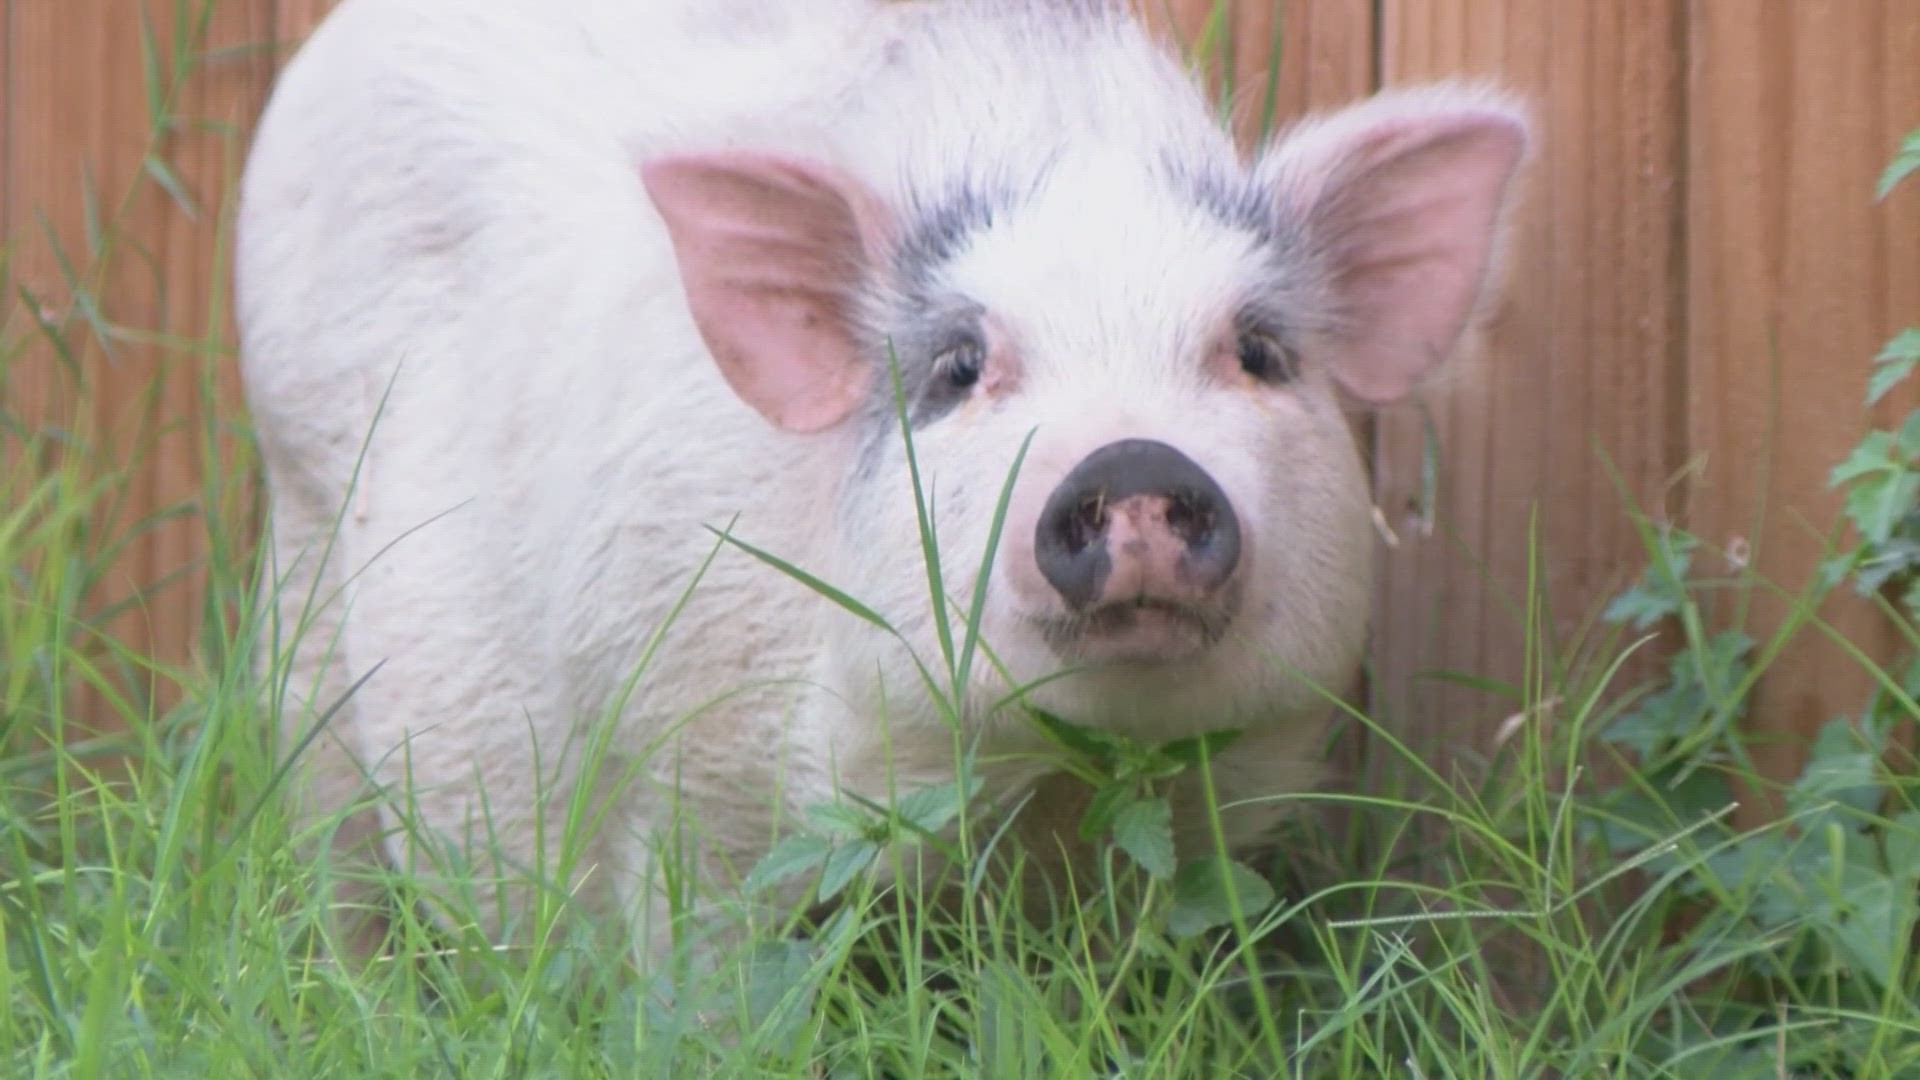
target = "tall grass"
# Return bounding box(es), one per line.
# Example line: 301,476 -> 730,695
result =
6,2 -> 1920,1077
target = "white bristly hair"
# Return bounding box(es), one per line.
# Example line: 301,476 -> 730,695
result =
237,0 -> 1531,974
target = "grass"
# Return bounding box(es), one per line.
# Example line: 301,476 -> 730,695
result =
8,2 -> 1920,1077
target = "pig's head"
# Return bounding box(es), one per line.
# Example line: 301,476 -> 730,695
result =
641,84 -> 1530,741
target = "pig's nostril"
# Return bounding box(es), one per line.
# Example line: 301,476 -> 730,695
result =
1163,490 -> 1216,547
1034,439 -> 1241,610
1060,493 -> 1108,554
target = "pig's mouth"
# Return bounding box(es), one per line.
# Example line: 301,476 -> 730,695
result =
1035,597 -> 1230,665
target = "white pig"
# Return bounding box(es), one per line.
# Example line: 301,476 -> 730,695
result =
236,0 -> 1530,964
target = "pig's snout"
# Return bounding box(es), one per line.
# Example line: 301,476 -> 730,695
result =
1033,440 -> 1241,614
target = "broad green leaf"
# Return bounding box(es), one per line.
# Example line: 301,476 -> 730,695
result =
1167,856 -> 1276,939
1602,585 -> 1685,631
1702,835 -> 1798,921
1110,796 -> 1175,879
1789,718 -> 1885,827
1850,536 -> 1920,595
1026,706 -> 1122,758
1602,634 -> 1752,756
1868,329 -> 1920,404
1886,810 -> 1920,879
1603,534 -> 1699,630
1817,549 -> 1861,594
1079,783 -> 1137,842
1832,882 -> 1907,992
745,834 -> 834,893
1898,411 -> 1920,458
1121,746 -> 1191,785
806,802 -> 878,839
739,939 -> 820,1045
817,841 -> 880,903
1831,431 -> 1920,546
1589,769 -> 1736,859
1157,728 -> 1244,767
1831,430 -> 1899,486
1601,708 -> 1678,758
893,776 -> 983,836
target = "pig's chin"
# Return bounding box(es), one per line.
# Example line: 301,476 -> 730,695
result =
1033,598 -> 1229,666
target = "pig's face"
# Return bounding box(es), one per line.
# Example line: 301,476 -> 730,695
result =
643,86 -> 1529,736
834,152 -> 1378,723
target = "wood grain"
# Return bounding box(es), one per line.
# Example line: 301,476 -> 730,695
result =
1369,0 -> 1690,767
8,0 -> 174,726
1142,0 -> 1374,147
148,0 -> 277,665
1686,0 -> 1920,802
5,0 -> 273,724
2,0 -> 11,246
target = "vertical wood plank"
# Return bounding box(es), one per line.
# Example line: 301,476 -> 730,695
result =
7,0 -> 133,427
1687,0 -> 1920,799
8,1 -> 171,727
5,0 -> 274,724
1370,1 -> 1690,764
1139,0 -> 1374,148
148,0 -> 277,666
2,0 -> 12,247
9,0 -> 130,728
1227,0 -> 1375,137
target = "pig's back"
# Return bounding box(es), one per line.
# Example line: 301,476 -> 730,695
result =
237,0 -> 884,459
234,0 -> 881,736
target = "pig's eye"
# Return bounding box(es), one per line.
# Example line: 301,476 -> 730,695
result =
1237,332 -> 1297,384
936,336 -> 987,390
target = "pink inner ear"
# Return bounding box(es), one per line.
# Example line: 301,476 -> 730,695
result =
640,152 -> 894,433
1294,112 -> 1527,403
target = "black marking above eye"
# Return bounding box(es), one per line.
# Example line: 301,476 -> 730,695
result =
1236,331 -> 1297,384
936,334 -> 987,389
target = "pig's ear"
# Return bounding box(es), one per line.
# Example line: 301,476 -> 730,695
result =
640,151 -> 894,433
1261,87 -> 1531,403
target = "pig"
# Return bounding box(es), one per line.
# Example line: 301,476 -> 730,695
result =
236,0 -> 1530,967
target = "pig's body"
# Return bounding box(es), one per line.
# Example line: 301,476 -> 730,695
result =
239,0 -> 1528,961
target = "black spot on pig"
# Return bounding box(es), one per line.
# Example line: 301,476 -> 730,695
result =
891,160 -> 1058,301
895,186 -> 1004,282
1158,153 -> 1278,244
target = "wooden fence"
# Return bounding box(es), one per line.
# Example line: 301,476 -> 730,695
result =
6,0 -> 1920,784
